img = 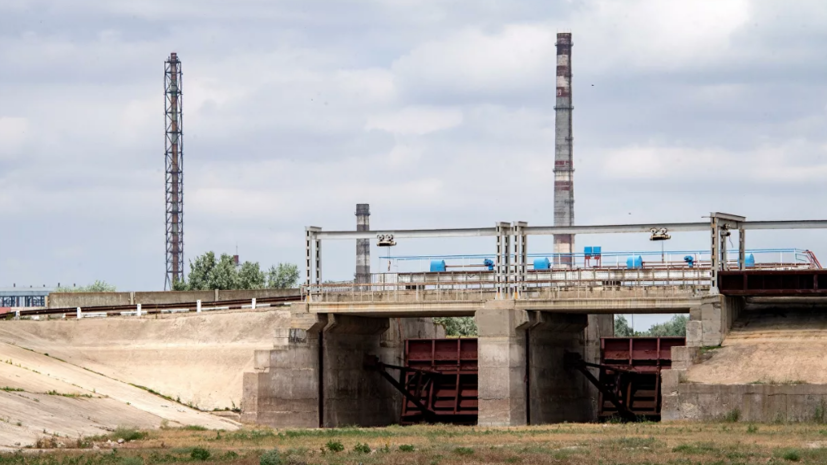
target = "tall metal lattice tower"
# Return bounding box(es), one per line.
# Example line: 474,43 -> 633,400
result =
164,52 -> 184,290
553,33 -> 574,265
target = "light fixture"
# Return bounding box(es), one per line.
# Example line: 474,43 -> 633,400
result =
377,234 -> 396,247
649,228 -> 671,241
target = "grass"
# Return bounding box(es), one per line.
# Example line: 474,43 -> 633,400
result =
6,422 -> 827,464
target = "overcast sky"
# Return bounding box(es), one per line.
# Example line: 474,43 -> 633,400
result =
1,0 -> 826,326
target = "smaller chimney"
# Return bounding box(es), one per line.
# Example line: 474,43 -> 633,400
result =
355,204 -> 371,284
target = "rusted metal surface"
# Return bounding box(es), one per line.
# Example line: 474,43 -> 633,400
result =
719,269 -> 827,296
596,337 -> 685,419
400,338 -> 478,424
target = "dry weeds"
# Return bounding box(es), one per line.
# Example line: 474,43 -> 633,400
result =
6,421 -> 827,464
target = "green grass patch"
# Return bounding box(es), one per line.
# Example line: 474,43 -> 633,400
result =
672,442 -> 719,455
776,448 -> 802,462
181,425 -> 208,431
453,447 -> 474,456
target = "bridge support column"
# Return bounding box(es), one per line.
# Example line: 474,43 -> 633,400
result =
321,314 -> 397,427
477,301 -> 528,426
585,314 -> 614,419
528,312 -> 591,423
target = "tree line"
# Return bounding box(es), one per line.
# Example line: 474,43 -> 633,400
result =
54,252 -> 301,293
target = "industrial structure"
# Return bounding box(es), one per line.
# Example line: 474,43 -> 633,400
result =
553,32 -> 575,265
164,52 -> 185,290
355,204 -> 371,284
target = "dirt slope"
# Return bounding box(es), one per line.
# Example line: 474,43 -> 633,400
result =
687,308 -> 827,384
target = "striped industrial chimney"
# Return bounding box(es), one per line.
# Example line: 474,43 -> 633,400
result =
553,32 -> 574,266
355,204 -> 371,284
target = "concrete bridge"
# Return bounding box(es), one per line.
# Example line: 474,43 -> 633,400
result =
241,212 -> 827,428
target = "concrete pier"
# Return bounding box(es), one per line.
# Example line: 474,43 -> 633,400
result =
476,303 -> 528,426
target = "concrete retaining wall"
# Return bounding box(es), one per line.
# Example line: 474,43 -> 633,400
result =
48,292 -> 132,308
663,378 -> 827,423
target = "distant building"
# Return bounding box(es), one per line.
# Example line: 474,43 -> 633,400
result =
0,288 -> 50,308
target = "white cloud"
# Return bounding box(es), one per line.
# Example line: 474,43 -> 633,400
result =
365,106 -> 463,135
391,24 -> 557,99
0,117 -> 29,160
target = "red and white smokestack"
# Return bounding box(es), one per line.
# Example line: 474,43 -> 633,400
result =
553,32 -> 575,266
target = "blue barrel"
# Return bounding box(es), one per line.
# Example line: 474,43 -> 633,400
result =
483,259 -> 494,271
745,253 -> 755,268
626,255 -> 643,269
429,260 -> 446,272
534,257 -> 551,271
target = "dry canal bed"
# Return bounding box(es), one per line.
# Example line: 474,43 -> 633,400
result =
5,422 -> 827,464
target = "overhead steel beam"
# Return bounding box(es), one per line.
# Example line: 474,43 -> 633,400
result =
316,228 -> 498,240
525,222 -> 709,235
742,220 -> 827,230
313,220 -> 827,241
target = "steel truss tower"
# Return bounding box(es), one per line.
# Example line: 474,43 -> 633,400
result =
164,52 -> 184,290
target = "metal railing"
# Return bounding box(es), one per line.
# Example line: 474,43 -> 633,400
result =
304,268 -> 712,303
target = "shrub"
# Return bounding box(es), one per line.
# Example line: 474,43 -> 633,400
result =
779,449 -> 801,462
353,442 -> 371,454
325,440 -> 344,453
723,408 -> 741,423
454,447 -> 474,456
183,425 -> 208,431
260,448 -> 281,465
112,427 -> 148,442
190,447 -> 210,460
399,444 -> 415,452
747,424 -> 758,434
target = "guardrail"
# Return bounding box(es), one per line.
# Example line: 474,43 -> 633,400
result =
2,295 -> 302,320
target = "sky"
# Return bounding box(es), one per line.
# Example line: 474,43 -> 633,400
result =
1,1 -> 827,327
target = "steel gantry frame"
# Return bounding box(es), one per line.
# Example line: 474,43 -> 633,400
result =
304,213 -> 827,298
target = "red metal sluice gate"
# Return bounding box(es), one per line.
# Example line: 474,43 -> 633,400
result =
401,338 -> 479,424
597,337 -> 685,420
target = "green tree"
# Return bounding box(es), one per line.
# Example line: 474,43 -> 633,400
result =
642,315 -> 688,337
266,263 -> 300,289
55,280 -> 116,293
434,317 -> 478,337
614,315 -> 635,337
174,252 -> 298,291
613,314 -> 688,337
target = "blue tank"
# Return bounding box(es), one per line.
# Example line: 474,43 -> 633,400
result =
483,259 -> 494,271
626,255 -> 643,269
745,253 -> 755,268
429,260 -> 446,272
534,257 -> 551,271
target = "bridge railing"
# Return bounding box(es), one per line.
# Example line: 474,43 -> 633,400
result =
304,268 -> 712,303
